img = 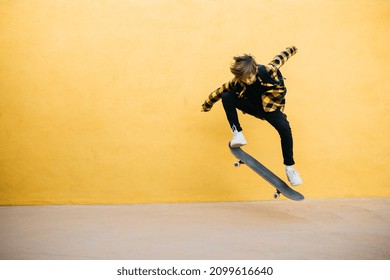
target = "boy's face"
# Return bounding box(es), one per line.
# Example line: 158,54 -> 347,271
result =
241,73 -> 257,85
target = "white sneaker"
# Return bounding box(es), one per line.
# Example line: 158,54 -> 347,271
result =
230,130 -> 247,148
285,166 -> 303,186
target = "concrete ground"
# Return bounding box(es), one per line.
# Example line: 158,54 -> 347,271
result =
0,198 -> 389,260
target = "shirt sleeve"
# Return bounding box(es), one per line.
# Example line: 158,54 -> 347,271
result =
202,79 -> 236,111
268,46 -> 298,70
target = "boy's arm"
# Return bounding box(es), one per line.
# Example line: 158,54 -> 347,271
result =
268,46 -> 298,70
201,80 -> 235,112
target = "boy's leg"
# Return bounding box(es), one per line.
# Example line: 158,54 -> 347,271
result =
221,91 -> 262,147
221,91 -> 263,131
222,93 -> 294,164
262,110 -> 302,186
262,110 -> 295,166
221,91 -> 243,132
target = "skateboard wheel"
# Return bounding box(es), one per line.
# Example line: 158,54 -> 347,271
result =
273,192 -> 280,199
234,161 -> 241,167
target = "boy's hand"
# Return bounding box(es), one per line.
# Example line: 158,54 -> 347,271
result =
201,103 -> 212,112
290,46 -> 298,53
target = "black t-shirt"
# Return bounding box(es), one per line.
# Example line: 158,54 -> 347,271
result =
243,78 -> 268,102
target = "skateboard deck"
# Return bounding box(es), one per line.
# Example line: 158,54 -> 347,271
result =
229,143 -> 304,201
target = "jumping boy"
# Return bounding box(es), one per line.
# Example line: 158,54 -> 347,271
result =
201,46 -> 302,186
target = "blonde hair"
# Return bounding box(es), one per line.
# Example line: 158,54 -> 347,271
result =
230,54 -> 257,81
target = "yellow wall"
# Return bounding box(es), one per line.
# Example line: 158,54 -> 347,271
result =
1,0 -> 389,205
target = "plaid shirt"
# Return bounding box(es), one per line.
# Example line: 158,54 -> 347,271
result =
202,46 -> 298,113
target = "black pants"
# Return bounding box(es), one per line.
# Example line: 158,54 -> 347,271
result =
222,91 -> 295,165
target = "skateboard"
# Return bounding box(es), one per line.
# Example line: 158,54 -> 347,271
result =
229,143 -> 304,201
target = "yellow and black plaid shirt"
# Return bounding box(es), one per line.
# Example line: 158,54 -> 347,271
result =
202,46 -> 298,113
